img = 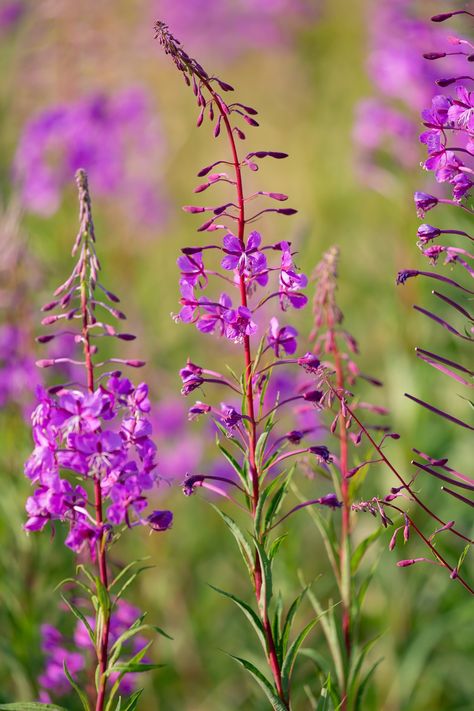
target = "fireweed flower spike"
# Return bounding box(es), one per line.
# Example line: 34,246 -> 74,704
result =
397,11 -> 474,558
22,170 -> 172,711
297,246 -> 409,708
156,22 -> 338,710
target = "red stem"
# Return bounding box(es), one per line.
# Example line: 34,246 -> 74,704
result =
330,386 -> 474,596
80,255 -> 110,711
325,323 -> 351,711
202,79 -> 287,705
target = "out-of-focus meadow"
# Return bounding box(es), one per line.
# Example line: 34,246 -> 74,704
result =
0,1 -> 472,709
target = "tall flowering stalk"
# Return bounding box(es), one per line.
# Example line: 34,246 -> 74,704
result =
294,246 -> 401,708
396,9 -> 474,573
155,22 -> 339,710
19,170 -> 172,711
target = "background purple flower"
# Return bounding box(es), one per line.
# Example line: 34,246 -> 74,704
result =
13,87 -> 167,224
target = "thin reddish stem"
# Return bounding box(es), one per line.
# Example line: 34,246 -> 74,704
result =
329,386 -> 474,595
202,79 -> 287,705
80,252 -> 110,711
325,322 -> 351,711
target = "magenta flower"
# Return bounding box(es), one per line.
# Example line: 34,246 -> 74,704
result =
267,317 -> 298,356
221,230 -> 267,277
13,88 -> 167,224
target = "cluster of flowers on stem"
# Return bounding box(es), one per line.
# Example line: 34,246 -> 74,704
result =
396,10 -> 474,540
156,21 -> 340,710
23,169 -> 172,710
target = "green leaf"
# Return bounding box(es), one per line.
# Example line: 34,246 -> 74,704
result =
64,662 -> 91,711
111,623 -> 172,656
351,528 -> 382,574
354,659 -> 383,711
213,419 -> 246,453
122,690 -> 143,711
209,584 -> 267,653
264,468 -> 295,530
0,705 -> 68,710
109,557 -> 151,591
268,534 -> 288,561
281,617 -> 320,697
54,576 -> 92,596
254,538 -> 273,613
255,474 -> 285,535
113,700 -> 122,711
228,654 -> 289,711
457,542 -> 471,574
305,586 -> 344,690
281,586 -> 309,657
347,636 -> 381,700
95,576 -> 111,614
272,593 -> 284,662
114,567 -> 155,603
60,594 -> 95,645
106,663 -> 165,675
216,441 -> 248,488
210,505 -> 254,577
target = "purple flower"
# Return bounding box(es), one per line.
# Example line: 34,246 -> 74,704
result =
197,293 -> 234,336
267,317 -> 298,356
147,509 -> 174,531
221,231 -> 267,278
13,88 -> 166,224
178,250 -> 207,287
414,192 -> 438,217
279,244 -> 308,310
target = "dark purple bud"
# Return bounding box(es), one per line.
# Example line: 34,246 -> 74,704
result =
423,52 -> 447,60
396,270 -> 419,285
297,352 -> 320,372
215,79 -> 234,92
414,192 -> 438,217
417,224 -> 441,243
247,151 -> 288,159
182,246 -> 203,255
181,361 -> 203,376
436,77 -> 457,87
117,333 -> 136,341
147,510 -> 173,531
197,218 -> 216,232
194,182 -> 210,193
36,334 -> 55,343
276,208 -> 298,215
468,55 -> 474,62
41,300 -> 60,312
303,390 -> 323,402
197,107 -> 205,127
182,474 -> 204,496
36,359 -> 55,368
181,375 -> 204,396
99,286 -> 120,303
188,401 -> 211,419
317,493 -> 341,508
309,446 -> 332,462
183,205 -> 206,214
243,115 -> 259,127
286,430 -> 304,444
234,127 -> 246,140
431,12 -> 456,22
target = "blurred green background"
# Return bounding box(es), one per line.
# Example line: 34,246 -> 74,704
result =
0,0 -> 472,709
